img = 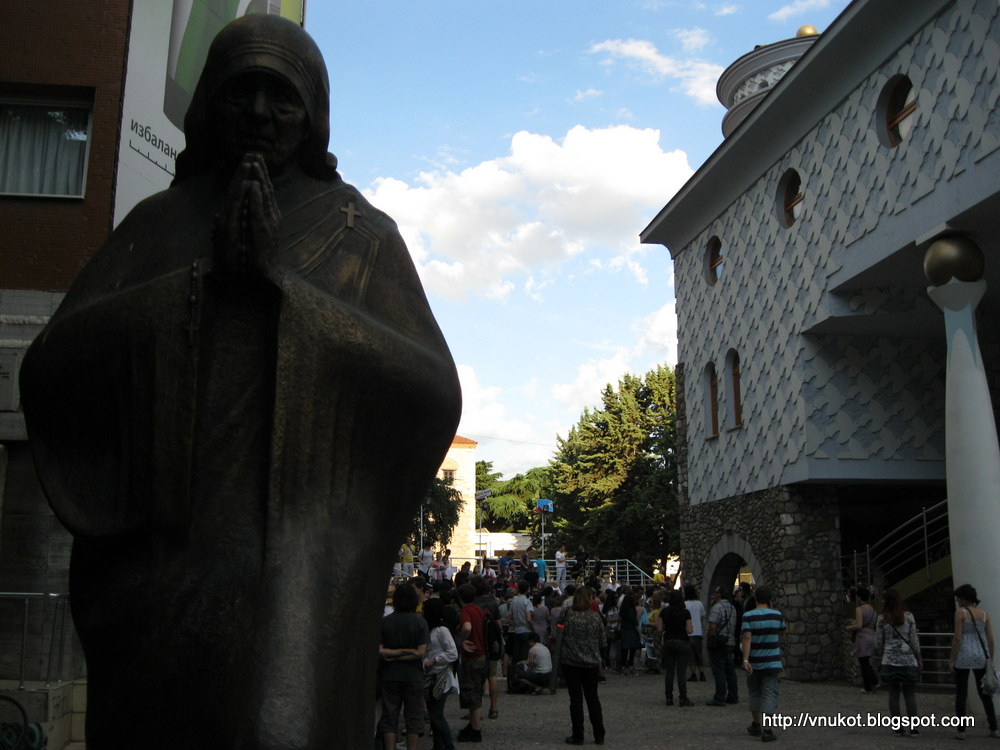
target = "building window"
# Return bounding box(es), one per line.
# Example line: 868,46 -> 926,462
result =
704,362 -> 719,437
725,349 -> 743,429
442,469 -> 456,485
878,74 -> 917,147
705,236 -> 723,285
0,98 -> 92,197
777,168 -> 803,227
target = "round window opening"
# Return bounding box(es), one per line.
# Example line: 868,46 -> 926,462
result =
878,74 -> 917,147
776,168 -> 803,228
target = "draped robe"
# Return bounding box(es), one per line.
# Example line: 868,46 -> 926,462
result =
20,166 -> 461,749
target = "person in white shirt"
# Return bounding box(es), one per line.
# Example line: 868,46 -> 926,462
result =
417,543 -> 434,578
684,584 -> 707,682
555,545 -> 568,589
518,631 -> 553,694
508,580 -> 533,664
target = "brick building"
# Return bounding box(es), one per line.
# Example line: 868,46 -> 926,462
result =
1,1 -> 133,743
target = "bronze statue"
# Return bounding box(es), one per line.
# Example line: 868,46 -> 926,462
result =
20,15 -> 461,749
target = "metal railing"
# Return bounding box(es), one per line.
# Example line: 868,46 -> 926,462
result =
842,500 -> 949,594
400,557 -> 654,590
919,631 -> 954,684
0,592 -> 70,690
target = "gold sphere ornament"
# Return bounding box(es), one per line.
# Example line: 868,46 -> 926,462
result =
796,25 -> 819,37
923,235 -> 985,286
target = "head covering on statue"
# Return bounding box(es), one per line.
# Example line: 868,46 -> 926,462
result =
20,14 -> 461,750
175,13 -> 338,183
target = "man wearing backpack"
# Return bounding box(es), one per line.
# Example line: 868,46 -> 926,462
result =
473,575 -> 504,720
458,583 -> 488,743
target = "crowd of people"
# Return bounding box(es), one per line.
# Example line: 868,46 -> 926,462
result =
380,548 -> 1000,746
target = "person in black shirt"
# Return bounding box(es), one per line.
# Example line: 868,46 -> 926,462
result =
657,589 -> 693,706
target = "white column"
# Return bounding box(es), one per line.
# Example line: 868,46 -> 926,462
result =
928,279 -> 1000,589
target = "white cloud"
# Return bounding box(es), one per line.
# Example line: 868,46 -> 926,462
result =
589,39 -> 723,106
455,364 -> 557,477
364,124 -> 693,301
573,88 -> 603,102
636,301 -> 678,365
769,0 -> 831,23
550,348 -> 635,417
549,300 -> 678,428
715,4 -> 739,16
672,27 -> 711,51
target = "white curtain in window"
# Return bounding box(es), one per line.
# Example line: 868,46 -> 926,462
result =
0,104 -> 89,196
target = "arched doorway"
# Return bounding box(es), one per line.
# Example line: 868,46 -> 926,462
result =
702,533 -> 763,597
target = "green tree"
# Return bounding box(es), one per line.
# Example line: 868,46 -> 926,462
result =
405,477 -> 463,549
548,365 -> 679,570
476,460 -> 503,491
484,466 -> 552,534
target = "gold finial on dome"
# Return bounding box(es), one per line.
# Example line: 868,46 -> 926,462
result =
924,235 -> 985,286
796,25 -> 819,37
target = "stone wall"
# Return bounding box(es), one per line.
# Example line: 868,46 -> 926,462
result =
681,484 -> 843,681
674,363 -> 689,511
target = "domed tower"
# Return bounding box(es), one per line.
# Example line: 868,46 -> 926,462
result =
716,25 -> 820,138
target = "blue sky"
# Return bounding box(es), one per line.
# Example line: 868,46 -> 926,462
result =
305,0 -> 852,478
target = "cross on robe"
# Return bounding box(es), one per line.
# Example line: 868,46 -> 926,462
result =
340,202 -> 360,228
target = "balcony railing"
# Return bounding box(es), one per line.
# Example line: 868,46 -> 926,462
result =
0,592 -> 71,690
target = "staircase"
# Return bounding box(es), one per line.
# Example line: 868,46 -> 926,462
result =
842,500 -> 957,685
842,500 -> 950,599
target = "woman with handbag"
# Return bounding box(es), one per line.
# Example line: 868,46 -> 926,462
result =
949,583 -> 1000,739
423,597 -> 460,750
873,589 -> 922,736
559,586 -> 607,745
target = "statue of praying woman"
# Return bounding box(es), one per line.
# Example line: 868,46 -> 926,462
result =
21,14 -> 461,749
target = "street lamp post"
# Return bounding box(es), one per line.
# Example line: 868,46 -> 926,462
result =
534,499 -> 554,558
475,489 -> 492,561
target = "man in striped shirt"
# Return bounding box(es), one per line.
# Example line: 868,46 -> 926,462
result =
741,587 -> 786,743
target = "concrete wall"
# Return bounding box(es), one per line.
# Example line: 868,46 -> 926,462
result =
0,443 -> 80,683
438,438 -> 478,560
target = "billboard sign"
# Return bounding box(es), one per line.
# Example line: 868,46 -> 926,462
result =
114,0 -> 305,226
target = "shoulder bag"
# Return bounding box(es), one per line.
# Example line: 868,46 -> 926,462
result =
965,607 -> 1000,695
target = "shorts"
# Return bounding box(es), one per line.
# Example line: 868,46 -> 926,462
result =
459,656 -> 489,709
746,669 -> 782,714
377,679 -> 424,735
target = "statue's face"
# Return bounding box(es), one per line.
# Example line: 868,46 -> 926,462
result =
216,71 -> 308,174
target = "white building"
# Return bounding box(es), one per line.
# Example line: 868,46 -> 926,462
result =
642,0 -> 1000,679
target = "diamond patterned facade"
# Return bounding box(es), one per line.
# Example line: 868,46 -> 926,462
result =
642,0 -> 1000,679
669,0 -> 998,506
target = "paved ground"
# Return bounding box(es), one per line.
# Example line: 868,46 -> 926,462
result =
421,669 -> 1000,749
58,670 -> 999,749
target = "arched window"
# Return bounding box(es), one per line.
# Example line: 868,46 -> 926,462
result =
725,349 -> 743,429
705,236 -> 723,286
704,362 -> 719,437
